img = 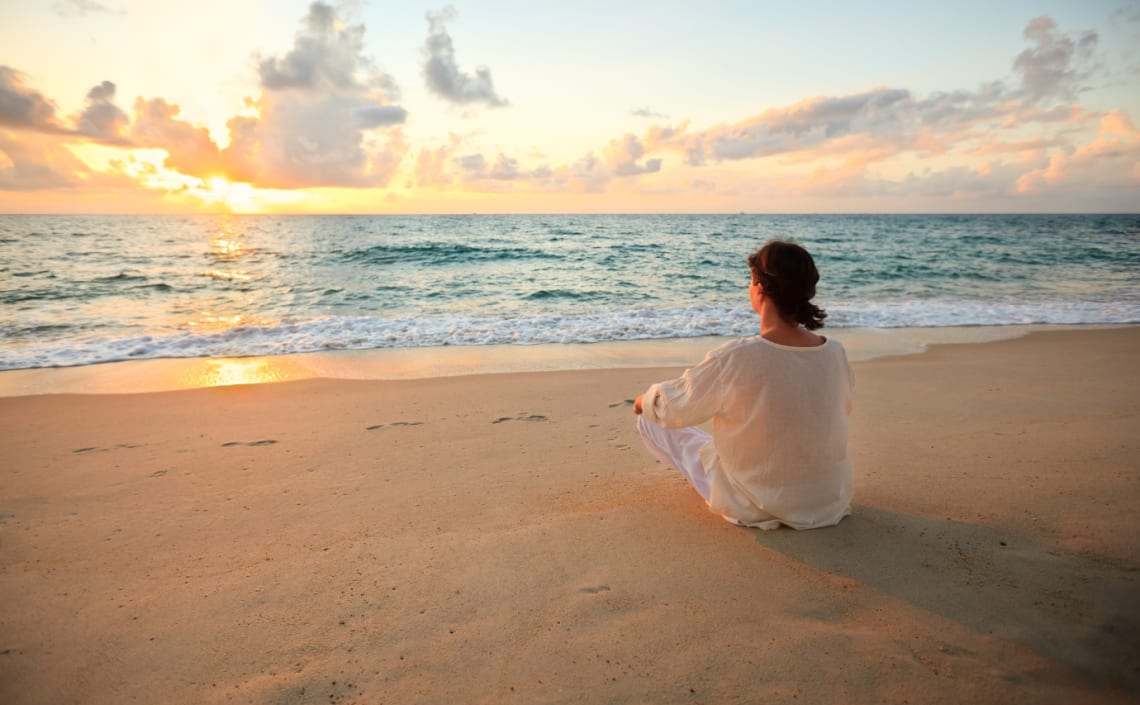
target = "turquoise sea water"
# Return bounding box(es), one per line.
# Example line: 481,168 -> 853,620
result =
1,213 -> 1137,370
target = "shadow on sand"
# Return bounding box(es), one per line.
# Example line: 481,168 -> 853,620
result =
752,505 -> 1140,695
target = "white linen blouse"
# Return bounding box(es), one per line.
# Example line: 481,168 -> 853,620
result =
641,335 -> 855,530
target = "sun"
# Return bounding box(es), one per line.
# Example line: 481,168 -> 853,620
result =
182,173 -> 306,213
199,176 -> 259,212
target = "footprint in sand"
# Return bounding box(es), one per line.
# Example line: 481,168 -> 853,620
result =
148,469 -> 168,478
579,585 -> 611,594
72,443 -> 145,454
221,440 -> 278,447
492,414 -> 549,424
366,421 -> 424,431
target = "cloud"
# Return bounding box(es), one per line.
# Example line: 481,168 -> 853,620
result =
258,2 -> 398,98
130,97 -> 224,176
412,133 -> 462,187
477,154 -> 551,182
413,128 -> 660,191
602,134 -> 662,176
2,3 -> 409,192
418,138 -> 658,192
1015,109 -> 1140,195
486,154 -> 523,180
223,95 -> 407,189
2,9 -> 1134,210
75,81 -> 130,144
450,150 -> 551,185
455,153 -> 486,172
663,88 -> 917,166
971,136 -> 1063,156
423,6 -> 508,108
557,153 -> 608,192
555,14 -> 1130,209
1,70 -> 130,145
761,102 -> 1136,207
354,105 -> 407,128
1013,16 -> 1099,102
227,2 -> 408,188
0,67 -> 67,133
412,132 -> 556,189
637,18 -> 1106,172
620,17 -> 1105,178
1110,5 -> 1140,24
0,130 -> 88,190
767,146 -> 1036,206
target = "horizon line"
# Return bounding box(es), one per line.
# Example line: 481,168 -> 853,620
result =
1,211 -> 1137,217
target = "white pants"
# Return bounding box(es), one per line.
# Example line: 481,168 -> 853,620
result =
636,415 -> 712,504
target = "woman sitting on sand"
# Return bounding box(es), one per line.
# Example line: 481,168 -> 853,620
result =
634,240 -> 854,530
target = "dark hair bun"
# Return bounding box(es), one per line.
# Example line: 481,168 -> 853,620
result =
747,240 -> 828,330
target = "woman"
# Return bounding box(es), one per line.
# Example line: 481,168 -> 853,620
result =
634,240 -> 854,530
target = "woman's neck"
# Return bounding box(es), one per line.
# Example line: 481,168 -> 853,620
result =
759,310 -> 824,347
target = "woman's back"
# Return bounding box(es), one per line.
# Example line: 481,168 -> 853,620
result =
709,335 -> 854,528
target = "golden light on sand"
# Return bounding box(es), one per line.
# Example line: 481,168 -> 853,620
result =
194,357 -> 291,388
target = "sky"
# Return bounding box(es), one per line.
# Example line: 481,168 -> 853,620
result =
1,0 -> 1138,214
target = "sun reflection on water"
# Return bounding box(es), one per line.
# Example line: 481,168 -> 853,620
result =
186,313 -> 277,330
210,230 -> 255,259
203,222 -> 260,282
203,269 -> 253,282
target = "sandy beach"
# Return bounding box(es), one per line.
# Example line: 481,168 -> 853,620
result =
1,327 -> 1138,704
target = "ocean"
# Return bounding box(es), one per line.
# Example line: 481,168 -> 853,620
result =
1,213 -> 1137,371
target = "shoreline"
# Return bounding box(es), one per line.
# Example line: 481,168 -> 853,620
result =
0,323 -> 1127,397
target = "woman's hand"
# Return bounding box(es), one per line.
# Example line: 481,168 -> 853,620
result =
633,394 -> 644,415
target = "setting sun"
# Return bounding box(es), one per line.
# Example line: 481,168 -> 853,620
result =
200,177 -> 255,212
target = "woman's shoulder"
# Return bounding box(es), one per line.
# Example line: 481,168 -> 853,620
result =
706,334 -> 846,363
736,333 -> 849,364
688,337 -> 756,370
708,336 -> 762,358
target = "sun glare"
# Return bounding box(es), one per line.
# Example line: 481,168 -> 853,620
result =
210,231 -> 246,259
200,222 -> 258,282
192,357 -> 292,388
197,177 -> 307,213
186,313 -> 277,330
94,149 -> 307,213
199,177 -> 256,212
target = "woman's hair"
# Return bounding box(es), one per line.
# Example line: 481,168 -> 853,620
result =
747,240 -> 828,330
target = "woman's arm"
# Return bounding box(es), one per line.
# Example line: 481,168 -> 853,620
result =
638,350 -> 727,428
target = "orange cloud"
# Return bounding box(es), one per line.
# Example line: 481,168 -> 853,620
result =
0,66 -> 69,134
130,97 -> 225,177
1015,110 -> 1140,194
0,129 -> 88,190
